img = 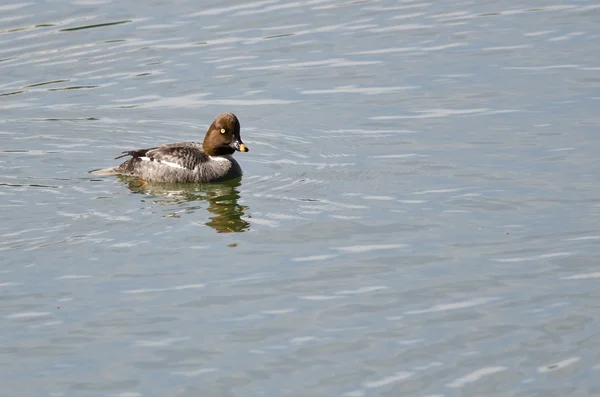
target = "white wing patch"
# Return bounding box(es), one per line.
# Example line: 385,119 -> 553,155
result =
209,155 -> 231,163
140,156 -> 185,169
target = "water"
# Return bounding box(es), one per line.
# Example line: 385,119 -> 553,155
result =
2,1 -> 600,396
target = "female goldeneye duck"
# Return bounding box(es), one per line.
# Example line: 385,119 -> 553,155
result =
94,113 -> 249,183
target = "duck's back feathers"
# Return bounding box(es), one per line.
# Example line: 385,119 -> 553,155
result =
116,142 -> 208,170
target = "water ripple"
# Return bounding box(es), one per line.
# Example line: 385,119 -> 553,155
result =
446,367 -> 507,388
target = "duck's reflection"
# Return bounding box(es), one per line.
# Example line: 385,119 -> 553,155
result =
120,176 -> 250,233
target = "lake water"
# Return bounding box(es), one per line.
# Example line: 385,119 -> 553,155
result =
2,1 -> 600,396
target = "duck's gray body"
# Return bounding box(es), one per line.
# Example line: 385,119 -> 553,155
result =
97,142 -> 242,183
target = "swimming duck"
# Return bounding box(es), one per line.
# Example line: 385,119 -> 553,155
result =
93,113 -> 248,183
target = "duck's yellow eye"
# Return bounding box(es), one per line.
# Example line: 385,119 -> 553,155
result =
220,128 -> 226,134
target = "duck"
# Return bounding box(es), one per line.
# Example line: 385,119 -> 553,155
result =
93,113 -> 249,183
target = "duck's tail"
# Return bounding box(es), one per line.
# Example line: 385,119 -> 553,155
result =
90,167 -> 120,176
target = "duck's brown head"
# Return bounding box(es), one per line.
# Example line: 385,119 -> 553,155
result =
203,113 -> 249,156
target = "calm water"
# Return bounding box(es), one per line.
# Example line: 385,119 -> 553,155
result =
2,1 -> 600,396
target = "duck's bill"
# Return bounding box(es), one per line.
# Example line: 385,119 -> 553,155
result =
232,140 -> 249,152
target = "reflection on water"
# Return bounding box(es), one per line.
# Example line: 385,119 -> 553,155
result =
120,176 -> 250,233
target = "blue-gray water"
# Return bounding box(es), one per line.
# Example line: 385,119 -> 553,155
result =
2,1 -> 600,396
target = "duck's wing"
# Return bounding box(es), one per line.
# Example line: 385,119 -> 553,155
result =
116,142 -> 208,170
